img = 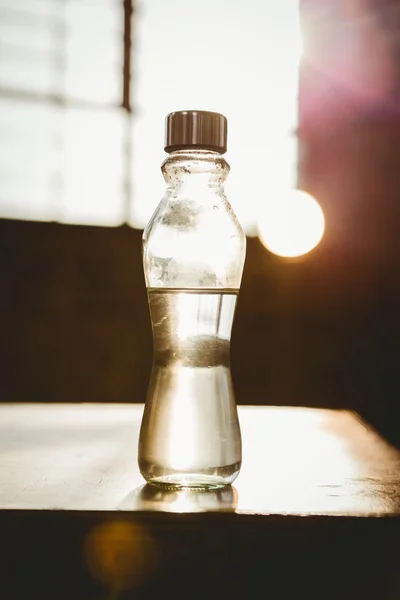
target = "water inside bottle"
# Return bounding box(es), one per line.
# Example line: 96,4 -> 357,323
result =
138,288 -> 242,489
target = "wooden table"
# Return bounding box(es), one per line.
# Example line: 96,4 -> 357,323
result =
1,404 -> 400,599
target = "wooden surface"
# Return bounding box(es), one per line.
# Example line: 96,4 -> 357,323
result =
1,403 -> 399,516
1,403 -> 400,600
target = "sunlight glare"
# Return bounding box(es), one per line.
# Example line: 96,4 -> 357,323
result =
257,189 -> 325,257
237,407 -> 365,515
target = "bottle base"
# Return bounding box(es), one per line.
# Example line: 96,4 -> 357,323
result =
139,461 -> 241,491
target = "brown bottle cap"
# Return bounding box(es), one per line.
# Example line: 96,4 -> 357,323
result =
164,110 -> 228,154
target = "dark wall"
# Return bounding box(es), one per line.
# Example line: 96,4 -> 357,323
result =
0,221 -> 151,405
1,118 -> 400,447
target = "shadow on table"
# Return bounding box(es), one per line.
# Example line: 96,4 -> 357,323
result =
119,483 -> 238,513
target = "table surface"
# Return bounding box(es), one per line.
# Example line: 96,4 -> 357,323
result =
1,403 -> 399,516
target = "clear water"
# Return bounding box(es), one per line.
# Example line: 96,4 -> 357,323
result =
138,288 -> 242,489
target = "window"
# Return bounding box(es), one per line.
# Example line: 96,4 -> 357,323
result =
0,0 -> 301,233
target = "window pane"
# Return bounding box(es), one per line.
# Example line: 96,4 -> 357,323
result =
0,98 -> 61,221
129,0 -> 301,234
0,1 -> 59,95
65,0 -> 123,105
0,0 -> 126,225
61,107 -> 126,226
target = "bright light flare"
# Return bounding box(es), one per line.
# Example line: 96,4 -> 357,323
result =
257,189 -> 325,258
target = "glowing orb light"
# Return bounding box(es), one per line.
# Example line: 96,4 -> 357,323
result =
257,189 -> 325,258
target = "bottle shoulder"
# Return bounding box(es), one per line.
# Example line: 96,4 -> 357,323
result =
144,187 -> 244,242
142,152 -> 246,289
142,191 -> 246,289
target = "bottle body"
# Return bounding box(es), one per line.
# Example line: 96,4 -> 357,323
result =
139,149 -> 246,489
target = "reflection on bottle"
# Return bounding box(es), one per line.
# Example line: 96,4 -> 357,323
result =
119,484 -> 238,513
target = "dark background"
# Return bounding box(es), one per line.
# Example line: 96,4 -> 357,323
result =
1,0 -> 400,448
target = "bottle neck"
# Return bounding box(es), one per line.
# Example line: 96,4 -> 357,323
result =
161,149 -> 230,189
